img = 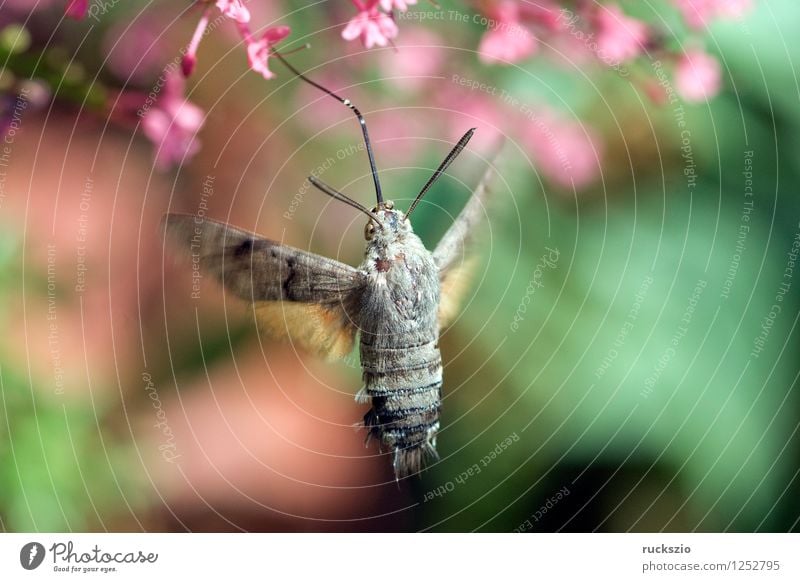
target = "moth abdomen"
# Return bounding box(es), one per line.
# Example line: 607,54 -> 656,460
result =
360,339 -> 443,477
363,382 -> 442,478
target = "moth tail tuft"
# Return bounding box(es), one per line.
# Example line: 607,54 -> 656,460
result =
392,442 -> 439,479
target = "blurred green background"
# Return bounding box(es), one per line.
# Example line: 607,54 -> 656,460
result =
0,0 -> 798,531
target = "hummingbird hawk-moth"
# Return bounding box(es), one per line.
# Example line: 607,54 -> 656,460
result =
162,53 -> 500,478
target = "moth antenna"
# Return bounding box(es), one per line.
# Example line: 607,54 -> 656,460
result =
279,43 -> 312,56
272,49 -> 384,205
406,127 -> 476,220
308,175 -> 384,227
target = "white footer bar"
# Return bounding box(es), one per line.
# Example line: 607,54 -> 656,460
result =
1,533 -> 797,581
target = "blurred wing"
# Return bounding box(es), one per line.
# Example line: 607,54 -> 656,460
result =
432,151 -> 500,328
437,256 -> 479,328
162,213 -> 365,359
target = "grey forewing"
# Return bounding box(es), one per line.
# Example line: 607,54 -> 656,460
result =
162,213 -> 365,306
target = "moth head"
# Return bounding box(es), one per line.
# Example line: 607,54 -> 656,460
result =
365,200 -> 409,242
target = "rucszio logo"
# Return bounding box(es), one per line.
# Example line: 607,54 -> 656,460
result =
19,542 -> 46,570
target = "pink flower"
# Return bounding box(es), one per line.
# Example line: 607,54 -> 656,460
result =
675,49 -> 722,102
181,54 -> 198,78
216,0 -> 250,23
378,27 -> 444,91
594,4 -> 648,63
380,0 -> 416,11
522,110 -> 601,189
673,0 -> 753,29
478,26 -> 537,64
342,1 -> 399,48
65,0 -> 88,19
245,26 -> 291,80
477,1 -> 537,64
182,0 -> 258,77
141,72 -> 205,170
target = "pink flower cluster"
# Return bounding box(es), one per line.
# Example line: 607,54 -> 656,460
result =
674,48 -> 722,102
342,0 -> 410,48
470,1 -> 752,103
477,1 -> 539,64
140,72 -> 205,171
133,0 -> 294,170
439,87 -> 602,189
58,0 -> 751,174
182,0 -> 291,80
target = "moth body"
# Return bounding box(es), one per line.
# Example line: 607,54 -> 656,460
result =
161,130 -> 498,480
357,202 -> 442,477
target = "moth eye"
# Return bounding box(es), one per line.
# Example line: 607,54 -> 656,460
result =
384,200 -> 394,210
364,222 -> 376,240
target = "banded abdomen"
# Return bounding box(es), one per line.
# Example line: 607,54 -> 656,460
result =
360,336 -> 442,476
358,242 -> 441,478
